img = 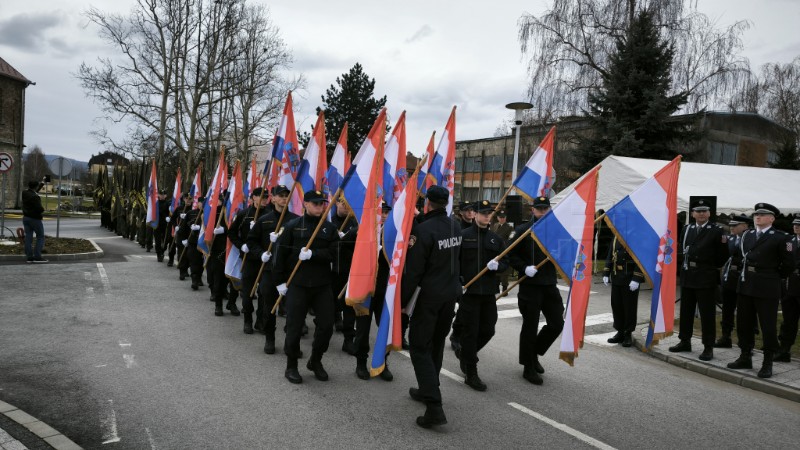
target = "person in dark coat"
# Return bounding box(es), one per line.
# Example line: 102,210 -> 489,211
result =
715,214 -> 752,348
458,200 -> 508,391
178,197 -> 205,290
402,186 -> 462,429
331,196 -> 358,353
508,196 -> 564,386
21,180 -> 47,263
669,200 -> 728,361
603,237 -> 644,347
204,198 -> 232,317
154,190 -> 171,262
775,216 -> 800,362
491,211 -> 514,294
727,203 -> 795,378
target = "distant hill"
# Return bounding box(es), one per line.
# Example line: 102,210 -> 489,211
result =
41,155 -> 88,175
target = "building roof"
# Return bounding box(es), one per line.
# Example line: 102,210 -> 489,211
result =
0,56 -> 33,85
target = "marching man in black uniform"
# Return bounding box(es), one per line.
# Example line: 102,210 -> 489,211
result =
669,200 -> 728,361
491,211 -> 514,294
170,193 -> 191,269
205,195 -> 234,317
402,186 -> 462,428
331,196 -> 358,354
458,200 -> 508,391
274,190 -> 339,384
154,190 -> 171,262
727,203 -> 794,378
178,197 -> 204,290
449,201 -> 476,354
776,216 -> 800,362
508,196 -> 564,386
715,214 -> 751,348
603,237 -> 644,347
229,187 -> 269,334
248,185 -> 299,353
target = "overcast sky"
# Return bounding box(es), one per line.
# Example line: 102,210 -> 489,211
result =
1,0 -> 799,162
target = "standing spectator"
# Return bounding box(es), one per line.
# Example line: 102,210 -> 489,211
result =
21,180 -> 47,263
715,214 -> 751,348
776,216 -> 800,362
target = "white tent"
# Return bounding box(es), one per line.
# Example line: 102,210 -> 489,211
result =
551,155 -> 800,215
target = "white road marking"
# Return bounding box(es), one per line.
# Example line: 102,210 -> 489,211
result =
100,399 -> 121,444
585,313 -> 614,327
118,341 -> 131,348
123,354 -> 137,368
496,297 -> 518,306
95,364 -> 107,368
397,351 -> 464,383
145,427 -> 157,449
89,236 -> 122,240
84,271 -> 93,281
583,331 -> 620,347
508,402 -> 616,450
498,309 -> 522,319
86,286 -> 95,299
97,263 -> 111,295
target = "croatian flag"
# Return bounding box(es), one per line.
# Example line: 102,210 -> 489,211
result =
428,107 -> 456,214
243,159 -> 257,200
604,156 -> 680,350
342,108 -> 386,315
224,161 -> 245,288
417,131 -> 436,198
372,164 -> 420,376
326,123 -> 350,220
265,92 -> 301,213
189,165 -> 202,208
145,159 -> 159,228
295,111 -> 328,201
513,126 -> 556,201
531,166 -> 599,365
198,150 -> 226,255
383,111 -> 407,208
170,168 -> 182,214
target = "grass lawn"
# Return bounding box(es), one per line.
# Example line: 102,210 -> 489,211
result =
0,236 -> 96,255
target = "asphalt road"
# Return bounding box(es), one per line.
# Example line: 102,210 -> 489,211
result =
1,219 -> 798,449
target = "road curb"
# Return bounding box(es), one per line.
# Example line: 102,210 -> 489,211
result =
0,399 -> 82,449
633,329 -> 800,403
0,239 -> 104,262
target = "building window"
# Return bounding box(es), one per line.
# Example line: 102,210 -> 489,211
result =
462,187 -> 480,202
767,149 -> 778,165
482,187 -> 501,202
708,141 -> 737,165
455,156 -> 463,172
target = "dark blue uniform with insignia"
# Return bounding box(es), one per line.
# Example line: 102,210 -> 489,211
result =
603,237 -> 644,345
777,223 -> 800,361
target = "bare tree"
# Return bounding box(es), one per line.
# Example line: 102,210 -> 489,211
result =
518,0 -> 751,118
23,145 -> 50,183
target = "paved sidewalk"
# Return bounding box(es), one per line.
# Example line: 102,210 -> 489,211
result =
0,401 -> 81,450
633,328 -> 800,403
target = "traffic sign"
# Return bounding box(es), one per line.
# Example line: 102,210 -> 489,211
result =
49,157 -> 73,176
0,152 -> 12,173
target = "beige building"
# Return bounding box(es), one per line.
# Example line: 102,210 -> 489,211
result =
0,57 -> 33,208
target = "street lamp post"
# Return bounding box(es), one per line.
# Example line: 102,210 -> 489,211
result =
505,102 -> 533,194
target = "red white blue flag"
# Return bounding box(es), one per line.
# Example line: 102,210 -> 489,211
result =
383,111 -> 407,208
266,92 -> 301,214
513,126 -> 556,201
531,165 -> 599,365
295,111 -> 328,200
198,150 -> 226,255
326,123 -> 350,220
243,159 -> 257,200
145,160 -> 159,228
170,168 -> 182,214
342,109 -> 386,315
428,107 -> 456,214
604,156 -> 680,349
224,161 -> 245,288
189,165 -> 202,208
417,131 -> 436,199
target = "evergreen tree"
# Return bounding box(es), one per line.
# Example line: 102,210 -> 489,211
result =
577,10 -> 691,171
318,63 -> 387,159
769,136 -> 800,170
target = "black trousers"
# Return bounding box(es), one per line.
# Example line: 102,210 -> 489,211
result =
258,271 -> 279,336
409,295 -> 457,407
450,297 -> 463,341
737,294 -> 779,353
720,286 -> 738,336
459,294 -> 497,370
167,232 -> 177,261
240,260 -> 260,318
518,284 -> 564,367
779,294 -> 800,351
333,272 -> 356,339
154,227 -> 168,256
678,286 -> 718,346
206,254 -> 227,301
187,244 -> 204,282
284,284 -> 334,360
610,284 -> 639,333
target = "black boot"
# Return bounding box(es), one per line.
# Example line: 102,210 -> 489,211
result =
263,334 -> 276,354
214,299 -> 223,316
758,352 -> 773,378
621,332 -> 633,348
607,331 -> 624,344
668,339 -> 692,353
285,358 -> 302,384
698,346 -> 713,361
523,365 -> 543,385
774,350 -> 792,363
379,360 -> 393,382
465,369 -> 487,392
356,359 -> 370,380
532,355 -> 545,374
306,353 -> 329,381
243,314 -> 254,335
409,387 -> 424,403
179,269 -> 187,280
727,351 -> 753,369
157,254 -> 164,262
191,275 -> 199,291
714,333 -> 733,348
167,257 -> 174,267
416,405 -> 447,429
226,300 -> 240,316
342,337 -> 356,355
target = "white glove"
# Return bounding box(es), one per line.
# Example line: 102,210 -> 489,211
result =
603,276 -> 609,286
180,213 -> 186,219
190,224 -> 200,231
269,232 -> 278,243
629,280 -> 640,291
213,226 -> 224,235
338,231 -> 345,239
249,220 -> 255,229
277,283 -> 288,296
525,265 -> 538,278
299,248 -> 312,261
181,239 -> 188,247
241,244 -> 249,253
261,251 -> 271,263
486,259 -> 499,271
165,217 -> 171,223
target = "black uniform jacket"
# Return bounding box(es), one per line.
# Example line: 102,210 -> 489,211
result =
247,208 -> 299,272
603,238 -> 645,286
177,208 -> 202,244
273,213 -> 339,288
721,233 -> 746,290
737,227 -> 794,299
508,219 -> 557,286
788,235 -> 800,296
332,213 -> 358,275
207,205 -> 228,257
229,204 -> 270,253
156,199 -> 171,230
401,208 -> 463,305
460,224 -> 508,295
678,222 -> 728,288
